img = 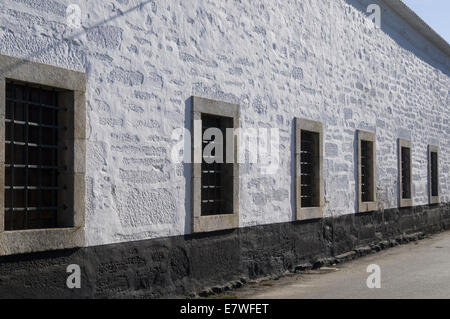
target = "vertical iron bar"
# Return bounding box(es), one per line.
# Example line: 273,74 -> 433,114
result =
38,87 -> 43,226
10,83 -> 15,229
51,88 -> 57,227
24,85 -> 29,229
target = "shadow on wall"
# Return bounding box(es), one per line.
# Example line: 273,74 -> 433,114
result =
0,0 -> 156,75
290,118 -> 296,221
345,0 -> 449,77
353,131 -> 359,213
184,98 -> 192,234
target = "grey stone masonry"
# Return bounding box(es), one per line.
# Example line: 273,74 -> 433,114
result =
0,203 -> 448,298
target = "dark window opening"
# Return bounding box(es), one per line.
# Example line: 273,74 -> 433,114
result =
300,130 -> 320,207
361,140 -> 374,202
4,81 -> 67,231
401,147 -> 411,199
201,113 -> 233,216
431,151 -> 438,197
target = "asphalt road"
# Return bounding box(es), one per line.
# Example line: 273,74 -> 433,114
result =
234,230 -> 450,299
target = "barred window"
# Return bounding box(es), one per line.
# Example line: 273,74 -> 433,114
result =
5,81 -> 67,230
431,152 -> 438,196
0,54 -> 85,256
295,118 -> 323,221
357,130 -> 376,213
201,113 -> 234,216
360,140 -> 374,202
428,145 -> 439,204
300,131 -> 319,207
398,139 -> 412,207
401,148 -> 411,199
191,96 -> 239,233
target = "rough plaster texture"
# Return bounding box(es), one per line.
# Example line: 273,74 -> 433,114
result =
0,0 -> 448,247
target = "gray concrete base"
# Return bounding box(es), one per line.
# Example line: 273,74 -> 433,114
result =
0,203 -> 449,298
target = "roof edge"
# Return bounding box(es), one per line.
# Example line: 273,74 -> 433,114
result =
382,0 -> 450,57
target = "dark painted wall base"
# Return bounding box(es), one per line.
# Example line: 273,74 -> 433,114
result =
1,203 -> 449,298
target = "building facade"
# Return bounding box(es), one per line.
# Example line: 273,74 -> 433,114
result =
0,0 -> 449,297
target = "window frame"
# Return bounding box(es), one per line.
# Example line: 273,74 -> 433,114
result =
428,145 -> 440,205
357,130 -> 377,213
294,118 -> 323,220
398,138 -> 413,208
191,96 -> 239,233
0,54 -> 86,256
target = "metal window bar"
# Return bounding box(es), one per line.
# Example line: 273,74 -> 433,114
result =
6,186 -> 64,190
202,170 -> 224,174
5,164 -> 66,169
4,82 -> 67,230
401,147 -> 411,199
5,141 -> 66,149
51,88 -> 58,227
38,87 -> 43,225
5,97 -> 67,111
6,118 -> 66,130
6,206 -> 65,212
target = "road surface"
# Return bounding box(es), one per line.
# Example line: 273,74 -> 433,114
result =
233,230 -> 450,299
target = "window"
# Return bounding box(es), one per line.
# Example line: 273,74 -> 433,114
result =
357,130 -> 376,212
200,113 -> 234,216
0,54 -> 85,256
5,82 -> 67,230
191,96 -> 239,233
428,145 -> 439,204
398,139 -> 412,207
295,118 -> 323,220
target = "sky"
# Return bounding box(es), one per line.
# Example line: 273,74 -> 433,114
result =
401,0 -> 450,44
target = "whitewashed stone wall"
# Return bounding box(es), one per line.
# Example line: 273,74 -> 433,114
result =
0,0 -> 448,247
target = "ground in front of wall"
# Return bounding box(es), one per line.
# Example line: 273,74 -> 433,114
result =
211,230 -> 450,299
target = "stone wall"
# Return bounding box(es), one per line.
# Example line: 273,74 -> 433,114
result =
0,203 -> 449,298
0,0 -> 448,247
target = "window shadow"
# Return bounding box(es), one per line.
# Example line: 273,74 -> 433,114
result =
0,0 -> 156,75
290,118 -> 296,221
184,97 -> 192,234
